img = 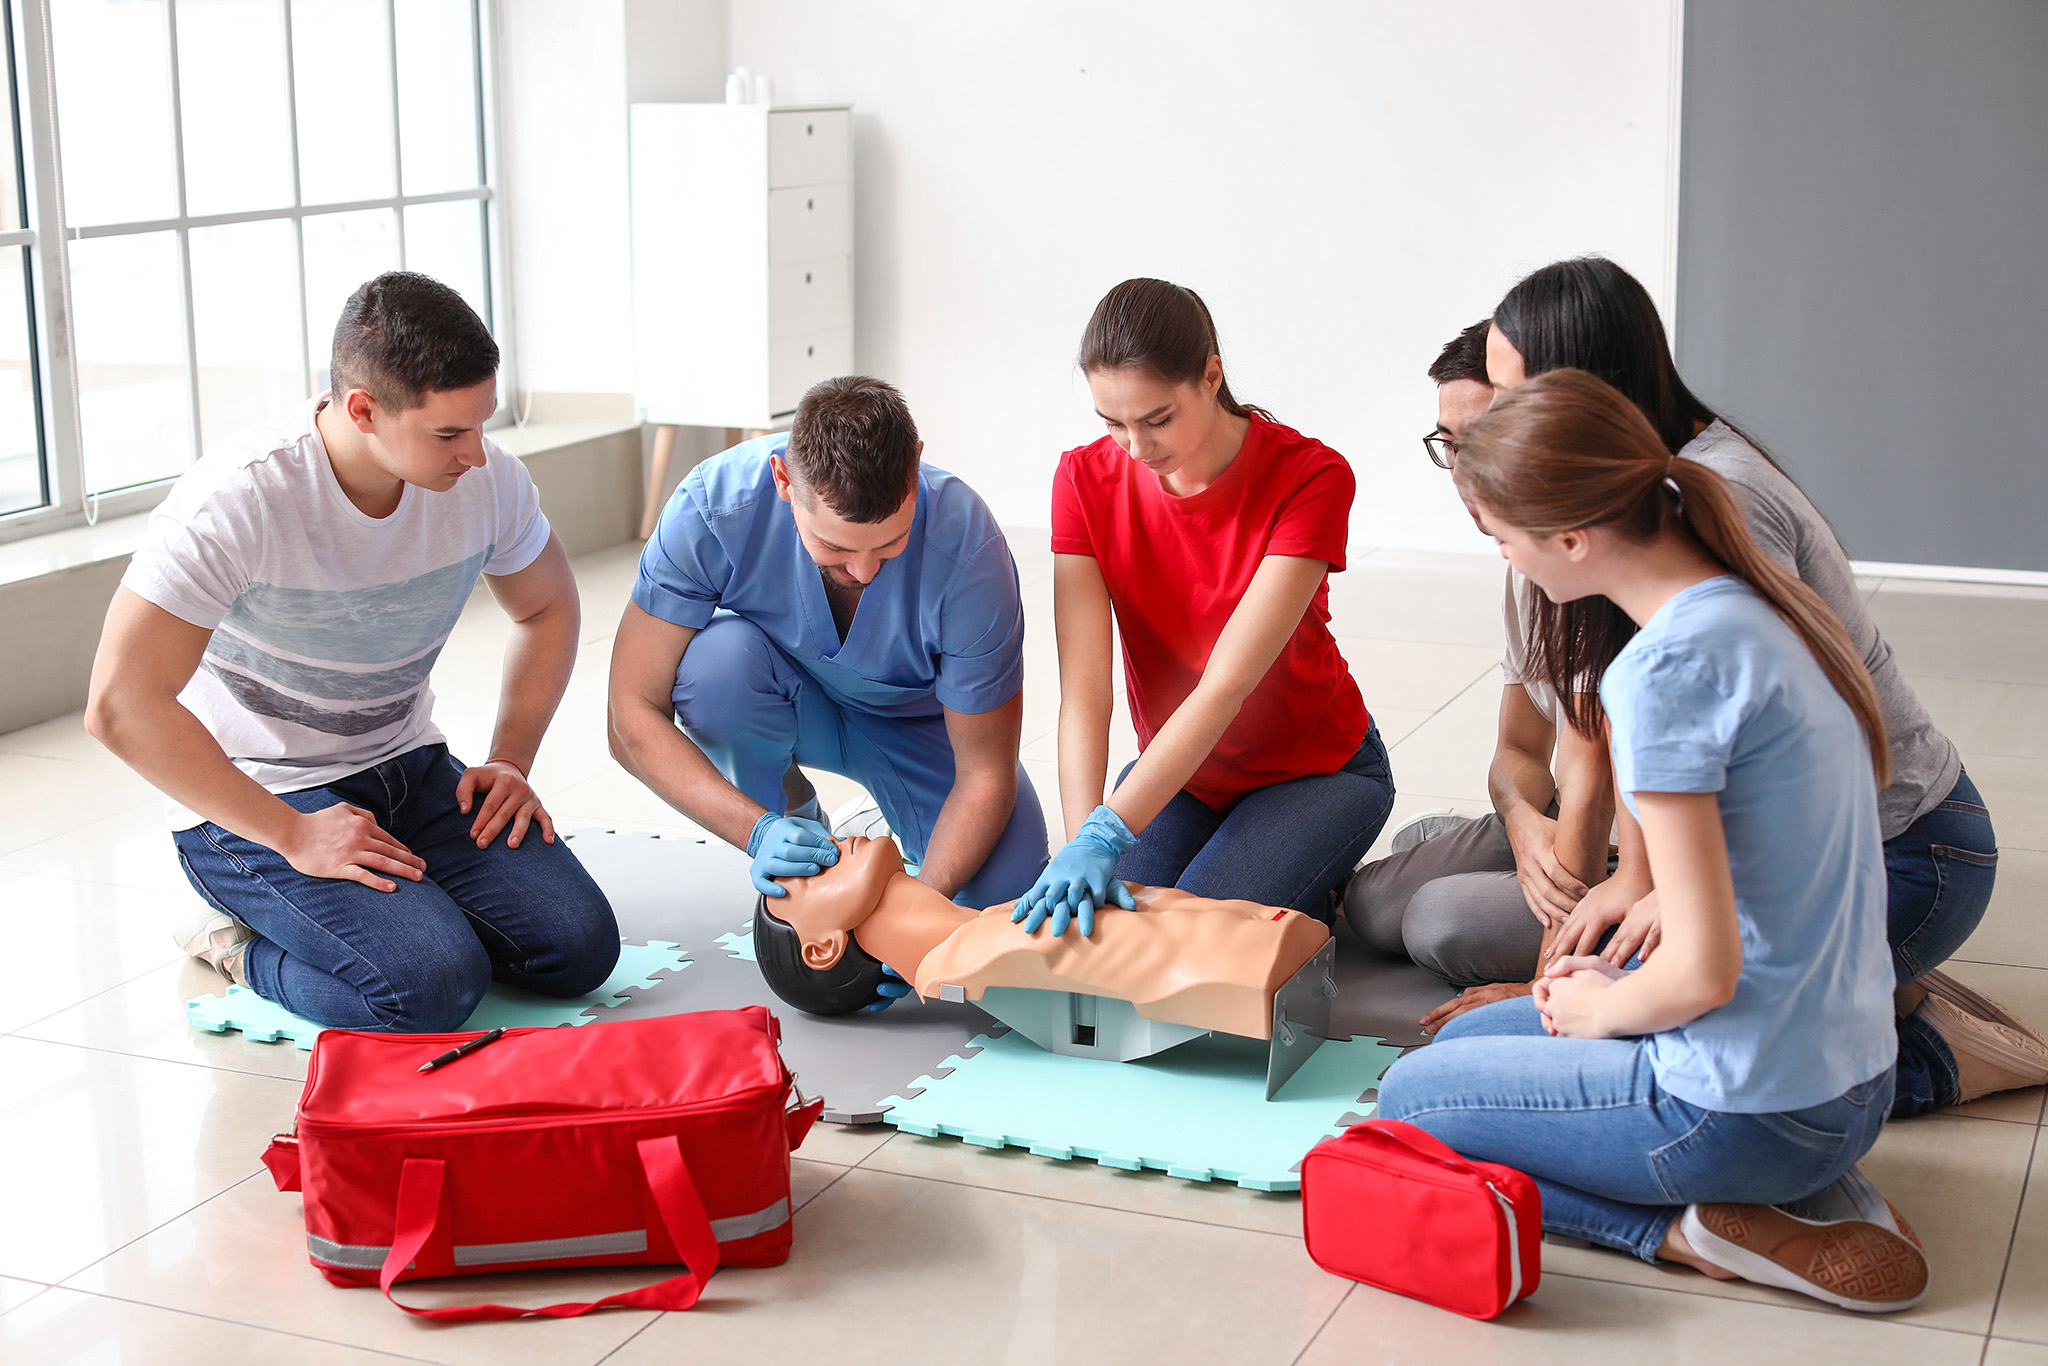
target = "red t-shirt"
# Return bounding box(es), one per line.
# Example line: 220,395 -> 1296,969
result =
1050,414 -> 1371,810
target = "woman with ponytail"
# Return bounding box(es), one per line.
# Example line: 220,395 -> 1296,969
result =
1471,255 -> 2035,1117
1013,279 -> 1392,934
1378,370 -> 1926,1311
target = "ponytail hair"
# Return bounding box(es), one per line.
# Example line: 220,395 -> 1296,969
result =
1078,278 -> 1272,421
1456,370 -> 1888,786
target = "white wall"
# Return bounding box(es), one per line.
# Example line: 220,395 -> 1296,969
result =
725,0 -> 1682,551
496,0 -> 726,406
496,0 -> 634,396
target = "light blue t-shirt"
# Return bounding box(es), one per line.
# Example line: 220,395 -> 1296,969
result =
632,435 -> 1024,718
1602,576 -> 1895,1114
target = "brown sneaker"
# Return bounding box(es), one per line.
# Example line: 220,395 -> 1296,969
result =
1680,1203 -> 1929,1311
1915,990 -> 2048,1104
1776,1167 -> 1922,1252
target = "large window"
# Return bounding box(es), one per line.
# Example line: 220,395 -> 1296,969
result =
0,0 -> 498,539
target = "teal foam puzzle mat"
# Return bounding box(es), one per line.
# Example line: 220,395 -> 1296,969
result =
879,1028 -> 1404,1191
713,928 -> 756,961
184,940 -> 691,1049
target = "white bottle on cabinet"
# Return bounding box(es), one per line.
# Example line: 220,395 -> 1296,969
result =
629,103 -> 854,431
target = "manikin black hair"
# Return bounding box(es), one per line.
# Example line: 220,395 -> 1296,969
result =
752,894 -> 892,1017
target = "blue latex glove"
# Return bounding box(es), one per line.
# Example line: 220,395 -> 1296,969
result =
1011,805 -> 1138,937
748,812 -> 838,898
865,964 -> 914,1013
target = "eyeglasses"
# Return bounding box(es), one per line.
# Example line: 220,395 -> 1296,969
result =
1423,431 -> 1458,470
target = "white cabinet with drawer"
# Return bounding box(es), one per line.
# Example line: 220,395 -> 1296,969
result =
630,102 -> 854,432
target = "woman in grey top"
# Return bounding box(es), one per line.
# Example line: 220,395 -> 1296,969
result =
1402,256 -> 2037,1117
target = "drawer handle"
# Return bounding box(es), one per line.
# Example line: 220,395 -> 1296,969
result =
807,198 -> 814,210
806,345 -> 815,357
806,123 -> 814,135
804,271 -> 812,284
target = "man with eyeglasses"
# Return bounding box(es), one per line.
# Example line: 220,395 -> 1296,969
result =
1341,319 -> 1623,1033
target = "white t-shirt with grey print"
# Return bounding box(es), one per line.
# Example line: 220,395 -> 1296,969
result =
1499,419 -> 1961,841
121,396 -> 552,829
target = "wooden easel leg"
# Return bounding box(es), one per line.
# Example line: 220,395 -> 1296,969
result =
640,423 -> 678,540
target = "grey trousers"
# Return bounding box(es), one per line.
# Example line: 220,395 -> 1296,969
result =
1342,813 -> 1545,989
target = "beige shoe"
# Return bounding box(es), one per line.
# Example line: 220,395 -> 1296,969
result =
1681,1203 -> 1929,1312
173,909 -> 254,986
1920,969 -> 2048,1047
1911,970 -> 2048,1104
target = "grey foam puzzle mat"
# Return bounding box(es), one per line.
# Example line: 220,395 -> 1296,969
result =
563,828 -> 1007,1124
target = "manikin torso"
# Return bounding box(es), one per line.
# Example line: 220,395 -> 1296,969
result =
770,837 -> 1330,1040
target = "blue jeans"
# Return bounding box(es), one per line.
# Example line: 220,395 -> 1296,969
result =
672,613 -> 1049,905
1889,768 -> 2000,1115
173,744 -> 620,1032
1378,997 -> 1895,1261
1113,725 -> 1395,919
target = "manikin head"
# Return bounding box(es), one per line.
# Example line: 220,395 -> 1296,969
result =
326,271 -> 500,492
1077,277 -> 1269,485
754,836 -> 903,1015
771,376 -> 923,590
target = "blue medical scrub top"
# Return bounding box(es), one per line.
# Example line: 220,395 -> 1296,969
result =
632,435 -> 1025,719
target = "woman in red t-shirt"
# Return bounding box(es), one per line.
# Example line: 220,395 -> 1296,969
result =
1012,278 -> 1395,936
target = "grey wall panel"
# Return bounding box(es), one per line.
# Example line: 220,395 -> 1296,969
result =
1676,0 -> 2048,572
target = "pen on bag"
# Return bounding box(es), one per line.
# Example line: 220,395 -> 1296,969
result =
418,1027 -> 506,1073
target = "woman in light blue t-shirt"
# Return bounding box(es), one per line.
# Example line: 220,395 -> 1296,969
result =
1378,370 -> 1925,1313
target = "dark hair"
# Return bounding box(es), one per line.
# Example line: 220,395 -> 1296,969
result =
1455,370 -> 1888,784
752,895 -> 892,1016
785,376 -> 921,523
1077,278 -> 1272,421
1428,319 -> 1492,387
330,271 -> 497,411
1490,257 -> 1719,455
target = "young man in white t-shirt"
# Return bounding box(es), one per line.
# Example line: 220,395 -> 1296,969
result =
86,272 -> 618,1031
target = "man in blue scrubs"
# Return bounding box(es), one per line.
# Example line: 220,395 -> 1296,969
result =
609,376 -> 1047,943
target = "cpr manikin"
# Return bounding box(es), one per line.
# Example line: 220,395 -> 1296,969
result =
754,836 -> 1332,1051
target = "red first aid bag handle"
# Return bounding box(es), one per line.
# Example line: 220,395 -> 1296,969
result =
377,1135 -> 722,1320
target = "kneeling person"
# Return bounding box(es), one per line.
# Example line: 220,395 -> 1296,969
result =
87,272 -> 620,1031
610,377 -> 1047,955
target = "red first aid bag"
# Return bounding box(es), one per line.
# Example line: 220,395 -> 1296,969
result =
261,1007 -> 823,1321
1300,1119 -> 1541,1320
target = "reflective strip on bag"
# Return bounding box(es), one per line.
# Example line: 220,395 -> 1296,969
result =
709,1197 -> 789,1242
306,1196 -> 792,1269
307,1236 -> 399,1270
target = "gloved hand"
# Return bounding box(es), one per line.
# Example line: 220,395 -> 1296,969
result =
865,964 -> 914,1013
1011,805 -> 1138,938
748,812 -> 838,898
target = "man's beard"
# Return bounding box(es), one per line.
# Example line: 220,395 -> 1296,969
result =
819,565 -> 863,591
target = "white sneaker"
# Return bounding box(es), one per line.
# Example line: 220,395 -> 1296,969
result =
831,795 -> 893,841
1776,1166 -> 1922,1251
1389,810 -> 1473,854
174,909 -> 254,984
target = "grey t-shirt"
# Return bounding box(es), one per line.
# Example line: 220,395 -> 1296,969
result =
1498,421 -> 1960,838
1680,421 -> 1958,838
1500,569 -> 1559,726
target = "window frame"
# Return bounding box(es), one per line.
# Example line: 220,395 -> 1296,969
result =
0,0 -> 511,546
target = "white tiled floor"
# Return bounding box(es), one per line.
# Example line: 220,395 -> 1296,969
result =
4,535 -> 2045,1364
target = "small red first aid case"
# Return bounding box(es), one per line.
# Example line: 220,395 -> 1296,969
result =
262,1006 -> 822,1321
1300,1118 -> 1541,1320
